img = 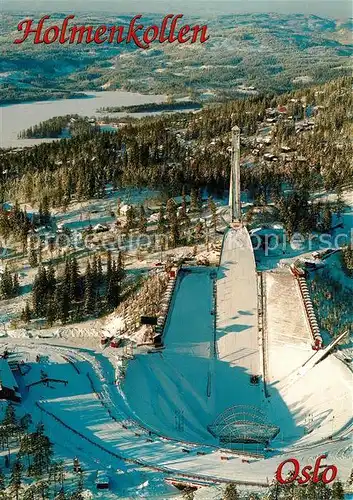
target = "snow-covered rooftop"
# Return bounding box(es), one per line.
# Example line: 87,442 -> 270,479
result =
0,359 -> 18,392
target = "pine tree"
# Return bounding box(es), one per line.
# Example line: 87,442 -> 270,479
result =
106,251 -> 112,283
91,254 -> 98,288
56,488 -> 67,500
331,480 -> 345,499
197,188 -> 203,211
0,266 -> 13,299
139,205 -> 147,233
0,468 -> 5,491
83,262 -> 95,316
36,480 -> 49,500
190,188 -> 198,212
157,205 -> 166,234
28,239 -> 38,268
46,298 -> 57,327
223,484 -> 239,500
47,262 -> 56,298
10,459 -> 22,500
97,255 -> 103,286
208,196 -> 218,232
183,487 -> 194,499
125,206 -> 135,232
12,273 -> 20,297
3,403 -> 16,428
22,484 -> 36,500
56,284 -> 70,325
32,266 -> 48,317
21,301 -> 32,323
116,251 -> 125,282
169,220 -> 180,248
322,204 -> 332,232
95,291 -> 103,317
41,194 -> 51,225
69,257 -> 81,301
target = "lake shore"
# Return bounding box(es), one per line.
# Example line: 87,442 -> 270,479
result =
0,90 -> 166,149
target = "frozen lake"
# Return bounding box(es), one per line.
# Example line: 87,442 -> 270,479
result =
0,91 -> 166,149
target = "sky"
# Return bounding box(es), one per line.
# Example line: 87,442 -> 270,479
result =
3,0 -> 353,19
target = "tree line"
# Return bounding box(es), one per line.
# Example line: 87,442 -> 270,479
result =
0,402 -> 85,499
21,251 -> 124,326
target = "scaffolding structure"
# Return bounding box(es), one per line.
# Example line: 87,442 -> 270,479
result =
229,126 -> 242,222
208,405 -> 280,445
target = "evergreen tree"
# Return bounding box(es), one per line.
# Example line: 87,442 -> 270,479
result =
56,489 -> 67,500
21,301 -> 32,323
208,196 -> 218,232
125,206 -> 135,232
23,484 -> 36,500
36,480 -> 49,500
28,239 -> 38,268
69,257 -> 81,301
223,483 -> 239,500
0,267 -> 14,299
9,459 -> 22,500
97,255 -> 103,286
47,262 -> 57,298
190,188 -> 198,212
56,284 -> 70,325
106,251 -> 112,283
32,266 -> 48,317
91,254 -> 98,288
322,204 -> 332,232
331,480 -> 345,499
46,298 -> 57,327
12,273 -> 20,297
83,262 -> 95,316
0,468 -> 5,491
182,487 -> 194,499
157,205 -> 166,234
197,188 -> 203,211
139,205 -> 147,233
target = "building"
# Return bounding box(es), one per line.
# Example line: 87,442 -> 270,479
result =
0,359 -> 21,402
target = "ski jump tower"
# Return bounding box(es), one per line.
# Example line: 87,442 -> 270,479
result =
229,126 -> 241,222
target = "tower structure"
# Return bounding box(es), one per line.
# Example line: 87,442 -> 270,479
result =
229,125 -> 241,222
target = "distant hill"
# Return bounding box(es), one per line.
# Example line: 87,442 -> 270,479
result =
1,12 -> 352,103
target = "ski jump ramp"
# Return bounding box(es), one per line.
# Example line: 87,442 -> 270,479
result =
216,227 -> 260,377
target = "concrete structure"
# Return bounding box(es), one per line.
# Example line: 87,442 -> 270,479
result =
229,126 -> 241,222
0,359 -> 21,402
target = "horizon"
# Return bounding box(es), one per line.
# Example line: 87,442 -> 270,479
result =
3,0 -> 353,20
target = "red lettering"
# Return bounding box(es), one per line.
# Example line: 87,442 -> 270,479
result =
59,15 -> 75,43
94,26 -> 107,44
191,25 -> 210,43
169,15 -> 184,43
178,25 -> 191,43
43,26 -> 60,44
276,459 -> 300,484
14,16 -> 50,44
143,25 -> 159,46
322,466 -> 338,484
126,15 -> 147,49
69,26 -> 94,44
312,455 -> 326,483
159,14 -> 173,42
297,465 -> 312,485
108,26 -> 125,43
